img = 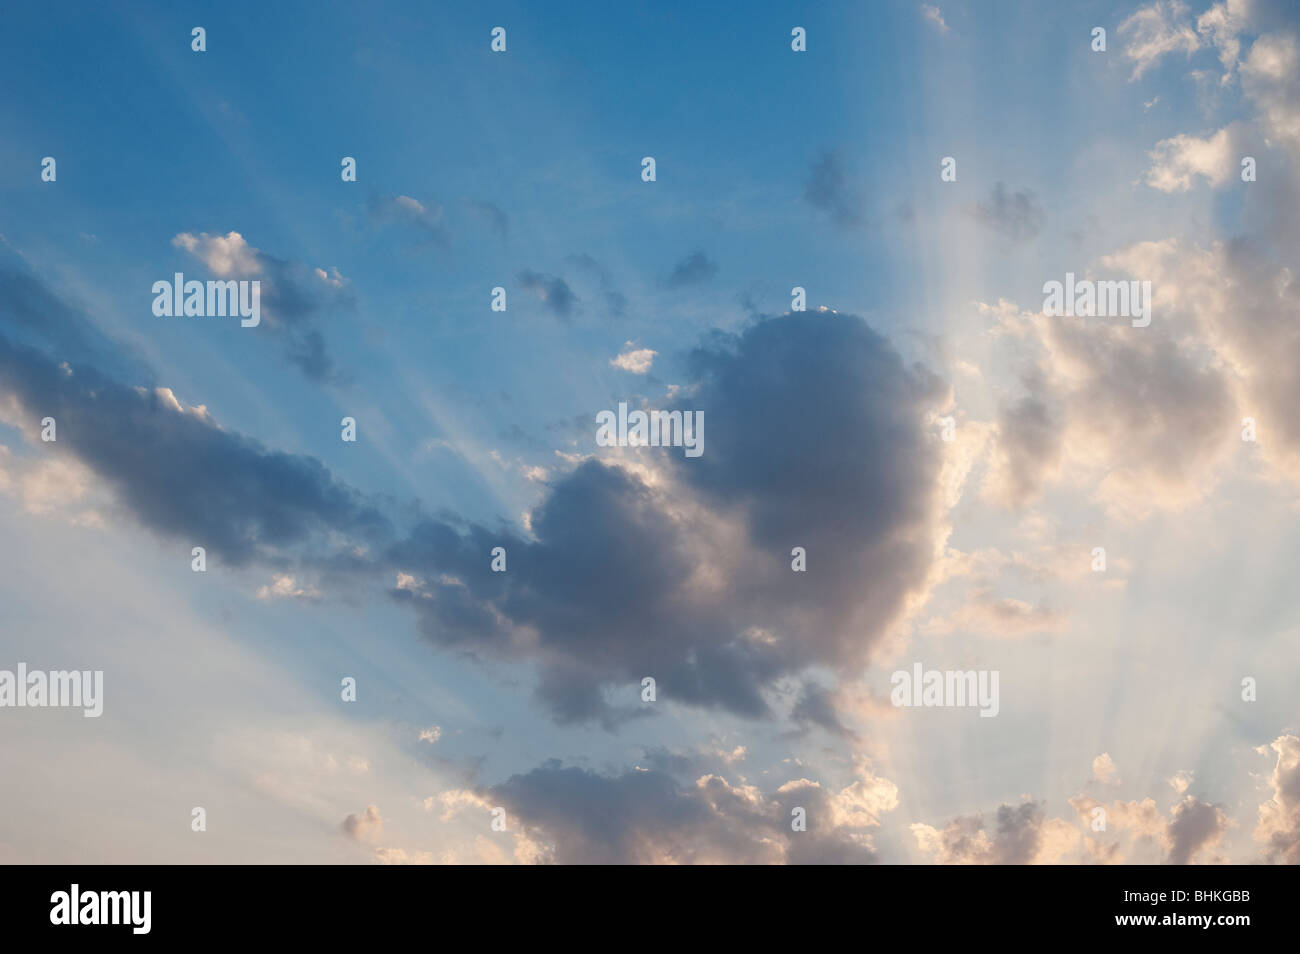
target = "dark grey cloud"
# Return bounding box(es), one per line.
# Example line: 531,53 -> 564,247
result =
664,250 -> 718,289
968,182 -> 1045,243
0,334 -> 391,568
384,311 -> 949,725
516,270 -> 578,319
804,151 -> 865,228
4,258 -> 947,733
490,760 -> 881,864
1166,796 -> 1227,865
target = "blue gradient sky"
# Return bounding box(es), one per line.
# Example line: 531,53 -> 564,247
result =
2,0 -> 1298,864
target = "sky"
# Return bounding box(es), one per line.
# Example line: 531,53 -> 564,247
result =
1,0 -> 1298,864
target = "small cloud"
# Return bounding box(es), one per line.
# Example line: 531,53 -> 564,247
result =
172,230 -> 263,277
255,573 -> 322,602
369,194 -> 448,246
1092,753 -> 1122,785
1168,770 -> 1193,794
664,250 -> 718,288
517,270 -> 578,318
340,804 -> 383,841
921,4 -> 949,33
1144,125 -> 1237,192
610,342 -> 657,374
419,726 -> 443,744
1118,0 -> 1200,81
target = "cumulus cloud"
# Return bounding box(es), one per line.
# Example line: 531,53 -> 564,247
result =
1093,753 -> 1122,785
172,231 -> 352,383
385,311 -> 952,724
978,259 -> 1240,518
609,343 -> 657,374
0,332 -> 391,567
478,757 -> 896,864
1144,125 -> 1240,191
913,801 -> 1079,864
1166,795 -> 1229,864
1069,792 -> 1228,864
1254,733 -> 1300,863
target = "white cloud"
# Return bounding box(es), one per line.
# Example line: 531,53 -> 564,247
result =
1144,125 -> 1239,191
921,4 -> 949,33
1092,753 -> 1122,785
610,343 -> 657,374
171,231 -> 263,277
1119,1 -> 1200,80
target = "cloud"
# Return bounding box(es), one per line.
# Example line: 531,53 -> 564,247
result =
967,183 -> 1044,243
1144,124 -> 1240,191
804,151 -> 865,228
340,804 -> 383,841
1119,0 -> 1201,81
0,239 -> 148,380
367,194 -> 448,246
610,343 -> 657,374
978,267 -> 1239,518
912,801 -> 1078,864
1254,733 -> 1300,863
385,311 -> 951,724
664,250 -> 718,289
921,4 -> 949,33
1166,796 -> 1229,864
483,757 -> 895,864
0,334 -> 391,568
517,270 -> 578,319
3,262 -> 957,734
1093,753 -> 1122,785
172,231 -> 352,383
256,573 -> 322,602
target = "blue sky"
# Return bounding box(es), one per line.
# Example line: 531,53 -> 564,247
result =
2,0 -> 1299,864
